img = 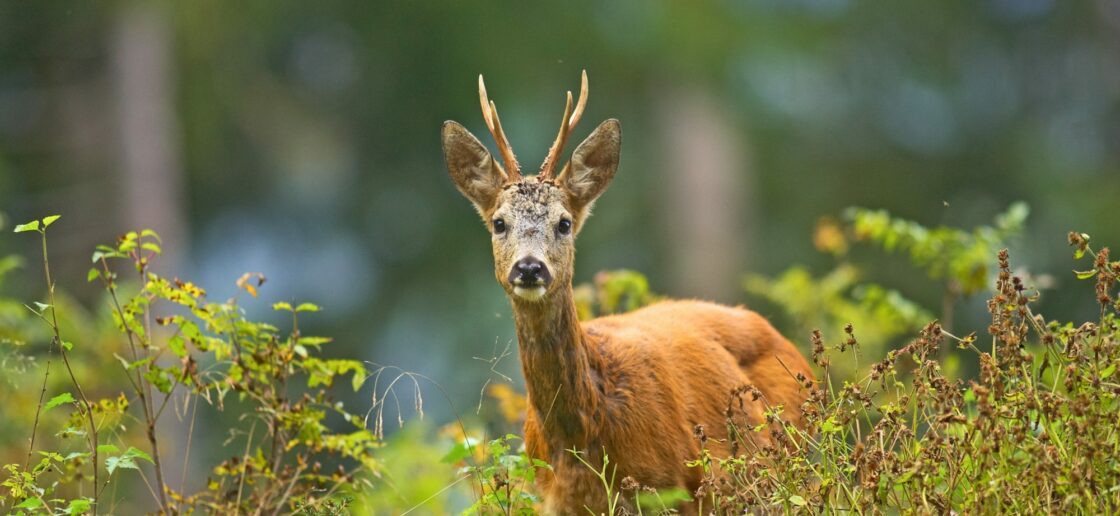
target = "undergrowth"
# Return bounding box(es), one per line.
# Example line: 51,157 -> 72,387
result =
1,218 -> 376,514
2,203 -> 1118,514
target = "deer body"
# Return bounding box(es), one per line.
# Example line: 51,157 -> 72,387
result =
442,72 -> 813,513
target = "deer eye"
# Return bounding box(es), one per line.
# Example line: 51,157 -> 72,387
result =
493,218 -> 506,234
557,219 -> 572,235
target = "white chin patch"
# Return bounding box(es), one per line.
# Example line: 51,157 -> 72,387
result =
513,286 -> 547,301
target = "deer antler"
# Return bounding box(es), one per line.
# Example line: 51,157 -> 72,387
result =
539,70 -> 588,180
478,74 -> 521,181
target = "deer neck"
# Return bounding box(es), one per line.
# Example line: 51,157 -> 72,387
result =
511,283 -> 600,446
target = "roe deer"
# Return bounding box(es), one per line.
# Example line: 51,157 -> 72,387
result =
441,71 -> 814,514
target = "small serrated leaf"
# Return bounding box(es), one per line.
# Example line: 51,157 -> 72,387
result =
66,498 -> 92,515
15,497 -> 43,509
105,455 -> 128,475
123,446 -> 154,464
45,392 -> 75,411
63,451 -> 90,462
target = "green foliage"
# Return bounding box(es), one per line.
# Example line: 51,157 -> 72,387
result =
845,202 -> 1028,295
353,422 -> 463,514
103,447 -> 152,476
696,210 -> 1120,513
456,435 -> 546,515
42,393 -> 74,412
1,221 -> 379,514
745,264 -> 933,379
748,203 -> 1028,381
5,206 -> 1119,514
573,269 -> 659,321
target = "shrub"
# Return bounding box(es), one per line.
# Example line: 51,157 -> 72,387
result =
1,217 -> 377,514
696,213 -> 1120,513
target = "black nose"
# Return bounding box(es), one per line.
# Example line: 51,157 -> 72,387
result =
509,257 -> 551,286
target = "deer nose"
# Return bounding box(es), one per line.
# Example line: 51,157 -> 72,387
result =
509,257 -> 551,286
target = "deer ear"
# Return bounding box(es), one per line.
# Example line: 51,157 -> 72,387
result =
559,119 -> 621,217
442,121 -> 508,215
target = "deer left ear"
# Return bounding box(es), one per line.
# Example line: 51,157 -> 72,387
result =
558,119 -> 621,218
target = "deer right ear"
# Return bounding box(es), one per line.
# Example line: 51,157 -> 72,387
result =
442,121 -> 508,215
559,119 -> 621,218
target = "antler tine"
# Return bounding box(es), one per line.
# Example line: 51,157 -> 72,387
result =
540,70 -> 589,179
569,69 -> 588,129
478,74 -> 521,180
478,74 -> 493,129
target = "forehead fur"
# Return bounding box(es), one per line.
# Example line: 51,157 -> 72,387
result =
495,178 -> 567,218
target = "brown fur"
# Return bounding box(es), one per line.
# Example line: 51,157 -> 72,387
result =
442,86 -> 814,513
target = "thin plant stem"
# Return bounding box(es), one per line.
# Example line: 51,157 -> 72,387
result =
24,351 -> 52,469
38,228 -> 99,510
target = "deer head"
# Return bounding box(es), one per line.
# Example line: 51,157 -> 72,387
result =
442,71 -> 621,302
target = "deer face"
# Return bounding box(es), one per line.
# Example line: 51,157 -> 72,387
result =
441,73 -> 620,302
442,119 -> 620,302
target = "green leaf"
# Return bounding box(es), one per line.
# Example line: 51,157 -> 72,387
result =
105,447 -> 152,476
97,444 -> 121,455
441,438 -> 479,464
41,215 -> 61,228
894,470 -> 915,484
61,340 -> 73,351
168,335 -> 187,357
144,366 -> 175,393
45,392 -> 76,411
141,242 -> 162,254
14,497 -> 43,509
91,245 -> 123,263
1101,364 -> 1117,379
352,370 -> 367,392
820,417 -> 843,434
14,220 -> 40,233
272,301 -> 293,311
295,302 -> 321,312
113,353 -> 131,370
123,446 -> 154,464
788,495 -> 807,506
1074,269 -> 1097,280
297,336 -> 332,347
66,498 -> 92,515
105,455 -> 130,475
140,229 -> 162,242
37,450 -> 64,462
33,301 -> 51,312
87,268 -> 101,282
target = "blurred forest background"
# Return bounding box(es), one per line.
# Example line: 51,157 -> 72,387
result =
1,0 -> 1119,508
